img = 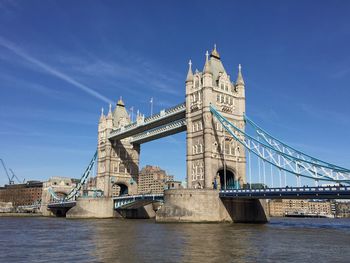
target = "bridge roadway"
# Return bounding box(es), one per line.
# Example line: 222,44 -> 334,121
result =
108,103 -> 186,142
46,186 -> 350,213
113,186 -> 350,208
220,186 -> 350,199
113,194 -> 164,209
47,200 -> 77,209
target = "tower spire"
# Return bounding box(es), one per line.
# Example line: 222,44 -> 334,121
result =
117,96 -> 125,107
210,44 -> 220,59
107,103 -> 113,119
203,50 -> 212,74
99,106 -> 106,122
236,64 -> 245,85
186,59 -> 193,82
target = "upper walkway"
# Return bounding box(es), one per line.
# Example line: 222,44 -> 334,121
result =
108,102 -> 186,142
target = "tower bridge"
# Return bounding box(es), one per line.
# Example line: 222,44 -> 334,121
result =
45,46 -> 350,222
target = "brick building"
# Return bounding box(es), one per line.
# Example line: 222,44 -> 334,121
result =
0,181 -> 43,206
268,199 -> 333,217
138,165 -> 174,194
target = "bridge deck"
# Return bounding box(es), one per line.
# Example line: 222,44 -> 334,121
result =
47,201 -> 77,209
220,186 -> 350,199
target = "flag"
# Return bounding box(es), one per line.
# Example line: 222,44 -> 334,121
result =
150,97 -> 153,103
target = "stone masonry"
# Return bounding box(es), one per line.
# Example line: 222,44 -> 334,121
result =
185,46 -> 246,189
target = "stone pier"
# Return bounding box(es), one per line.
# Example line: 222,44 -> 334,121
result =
156,189 -> 269,223
66,198 -> 119,219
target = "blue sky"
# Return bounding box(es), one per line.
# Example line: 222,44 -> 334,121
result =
0,0 -> 350,186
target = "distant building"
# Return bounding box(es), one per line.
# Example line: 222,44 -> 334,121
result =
268,199 -> 333,217
0,181 -> 43,206
138,165 -> 174,194
335,200 -> 350,218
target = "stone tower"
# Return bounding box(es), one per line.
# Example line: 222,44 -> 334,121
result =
96,99 -> 139,197
185,46 -> 246,189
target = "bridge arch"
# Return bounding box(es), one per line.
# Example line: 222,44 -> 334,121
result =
49,191 -> 68,202
216,167 -> 238,190
111,182 -> 129,197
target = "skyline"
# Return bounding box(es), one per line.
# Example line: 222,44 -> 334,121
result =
1,0 -> 350,186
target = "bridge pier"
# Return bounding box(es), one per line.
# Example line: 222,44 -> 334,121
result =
156,189 -> 269,223
221,198 -> 269,223
66,198 -> 119,219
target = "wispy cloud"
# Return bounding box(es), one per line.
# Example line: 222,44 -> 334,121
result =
0,72 -> 76,103
54,48 -> 183,97
0,0 -> 18,15
0,36 -> 113,104
300,103 -> 349,126
249,107 -> 280,124
331,67 -> 350,79
0,106 -> 97,126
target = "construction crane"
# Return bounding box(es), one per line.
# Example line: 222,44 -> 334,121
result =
9,168 -> 23,184
0,158 -> 21,185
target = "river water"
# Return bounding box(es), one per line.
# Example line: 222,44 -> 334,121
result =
0,217 -> 349,263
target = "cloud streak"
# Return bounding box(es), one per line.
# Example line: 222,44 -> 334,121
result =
0,36 -> 113,104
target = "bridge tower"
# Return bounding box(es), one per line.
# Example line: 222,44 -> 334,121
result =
185,46 -> 246,189
96,99 -> 139,197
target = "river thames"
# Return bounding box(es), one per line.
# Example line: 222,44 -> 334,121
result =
0,217 -> 349,263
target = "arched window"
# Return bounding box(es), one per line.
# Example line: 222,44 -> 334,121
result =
195,79 -> 199,88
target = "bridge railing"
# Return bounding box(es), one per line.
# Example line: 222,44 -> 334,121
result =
220,186 -> 350,199
113,194 -> 164,209
221,186 -> 350,193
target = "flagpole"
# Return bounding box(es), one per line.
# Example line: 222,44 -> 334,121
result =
150,97 -> 153,116
130,107 -> 134,122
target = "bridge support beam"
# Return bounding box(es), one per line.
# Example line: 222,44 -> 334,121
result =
156,189 -> 268,223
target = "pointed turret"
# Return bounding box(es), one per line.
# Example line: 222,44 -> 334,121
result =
106,103 -> 113,129
208,45 -> 226,83
236,64 -> 245,86
113,97 -> 130,128
210,44 -> 220,59
107,104 -> 113,119
99,107 -> 105,122
117,97 -> 125,107
186,60 -> 193,82
203,50 -> 212,74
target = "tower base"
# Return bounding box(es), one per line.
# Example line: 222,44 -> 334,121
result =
66,197 -> 119,219
156,189 -> 269,223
